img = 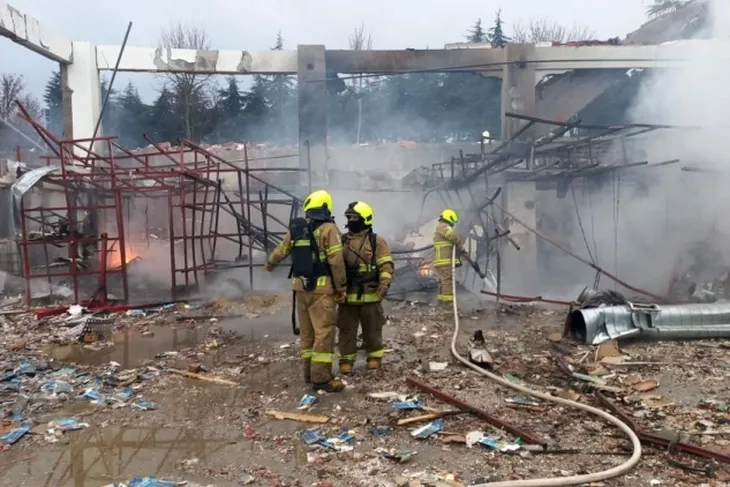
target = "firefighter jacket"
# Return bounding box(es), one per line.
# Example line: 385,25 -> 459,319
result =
267,221 -> 347,295
342,229 -> 394,304
433,221 -> 465,268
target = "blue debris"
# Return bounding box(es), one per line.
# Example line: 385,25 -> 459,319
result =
50,418 -> 89,432
43,380 -> 74,394
117,388 -> 135,400
1,424 -> 31,445
132,399 -> 159,411
297,394 -> 317,409
128,477 -> 179,487
1,370 -> 17,382
391,399 -> 423,410
318,430 -> 356,451
301,429 -> 324,445
51,367 -> 76,377
0,380 -> 20,393
77,387 -> 102,401
411,419 -> 444,439
16,359 -> 36,375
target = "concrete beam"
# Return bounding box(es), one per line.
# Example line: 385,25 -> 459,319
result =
95,45 -> 298,74
298,45 -> 327,184
64,42 -> 102,157
324,49 -> 505,74
0,1 -> 72,63
95,40 -> 730,76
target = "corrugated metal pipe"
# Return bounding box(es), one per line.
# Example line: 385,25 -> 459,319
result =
570,302 -> 730,345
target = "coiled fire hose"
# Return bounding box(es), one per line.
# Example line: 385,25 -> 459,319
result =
449,248 -> 642,486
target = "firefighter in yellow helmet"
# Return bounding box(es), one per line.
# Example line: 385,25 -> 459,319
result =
433,209 -> 466,306
265,190 -> 348,392
337,201 -> 394,374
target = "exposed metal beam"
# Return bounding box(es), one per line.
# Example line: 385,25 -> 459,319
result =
0,1 -> 72,63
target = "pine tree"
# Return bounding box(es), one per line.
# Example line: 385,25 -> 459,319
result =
466,19 -> 487,43
488,9 -> 511,48
116,82 -> 149,148
264,32 -> 296,143
43,71 -> 63,135
98,77 -> 120,138
647,0 -> 688,18
148,85 -> 177,143
216,76 -> 245,141
241,76 -> 269,141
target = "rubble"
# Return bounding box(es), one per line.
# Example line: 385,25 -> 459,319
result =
0,279 -> 729,485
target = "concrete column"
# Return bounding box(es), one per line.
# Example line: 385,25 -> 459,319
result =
61,41 -> 102,157
500,180 -> 538,295
500,44 -> 537,141
297,45 -> 328,189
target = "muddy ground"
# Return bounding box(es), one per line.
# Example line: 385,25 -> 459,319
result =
1,293 -> 729,486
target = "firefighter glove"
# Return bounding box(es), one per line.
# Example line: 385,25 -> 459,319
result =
376,286 -> 388,299
264,263 -> 274,272
334,292 -> 346,304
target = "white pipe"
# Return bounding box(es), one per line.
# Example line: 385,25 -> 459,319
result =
449,247 -> 642,486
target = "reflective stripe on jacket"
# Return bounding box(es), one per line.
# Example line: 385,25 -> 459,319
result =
342,230 -> 394,305
433,221 -> 465,268
267,221 -> 347,294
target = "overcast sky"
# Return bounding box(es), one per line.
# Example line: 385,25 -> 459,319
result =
3,0 -> 651,103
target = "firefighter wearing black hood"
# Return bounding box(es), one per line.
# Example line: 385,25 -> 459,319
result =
265,190 -> 348,392
337,201 -> 394,374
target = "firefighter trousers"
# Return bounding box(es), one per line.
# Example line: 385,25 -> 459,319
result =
296,291 -> 336,384
435,265 -> 453,303
337,302 -> 385,365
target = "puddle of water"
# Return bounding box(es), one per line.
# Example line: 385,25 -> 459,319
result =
44,325 -> 209,369
0,425 -> 240,487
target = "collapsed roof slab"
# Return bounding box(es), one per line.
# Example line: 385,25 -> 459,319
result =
530,1 -> 709,138
0,1 -> 72,63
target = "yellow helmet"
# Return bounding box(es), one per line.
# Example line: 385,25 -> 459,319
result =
303,190 -> 333,213
345,201 -> 374,225
440,208 -> 459,225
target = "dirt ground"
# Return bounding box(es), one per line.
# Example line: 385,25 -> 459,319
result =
1,292 -> 730,486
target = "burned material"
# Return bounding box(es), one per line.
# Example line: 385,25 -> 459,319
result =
570,301 -> 730,345
11,102 -> 305,305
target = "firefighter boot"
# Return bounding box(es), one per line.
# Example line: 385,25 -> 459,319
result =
367,358 -> 381,370
339,362 -> 353,375
312,378 -> 345,393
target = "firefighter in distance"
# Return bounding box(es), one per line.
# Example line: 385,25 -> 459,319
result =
432,208 -> 466,306
265,190 -> 348,392
337,201 -> 394,373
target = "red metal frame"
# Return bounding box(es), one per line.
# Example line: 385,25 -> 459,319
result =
14,102 -> 306,306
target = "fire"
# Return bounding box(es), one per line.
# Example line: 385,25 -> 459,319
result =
418,263 -> 434,277
107,246 -> 139,269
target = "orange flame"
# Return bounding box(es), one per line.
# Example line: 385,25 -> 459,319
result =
418,263 -> 434,277
107,246 -> 139,269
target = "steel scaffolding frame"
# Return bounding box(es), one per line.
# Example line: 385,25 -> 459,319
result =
14,103 -> 306,306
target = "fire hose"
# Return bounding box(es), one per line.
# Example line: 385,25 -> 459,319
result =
448,247 -> 642,487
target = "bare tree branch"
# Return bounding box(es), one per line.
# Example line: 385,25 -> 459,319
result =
0,74 -> 25,120
511,18 -> 595,43
348,22 -> 373,51
158,22 -> 212,140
